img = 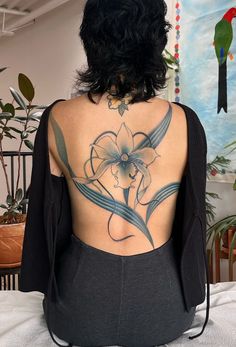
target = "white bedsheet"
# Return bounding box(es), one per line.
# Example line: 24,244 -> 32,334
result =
0,281 -> 236,346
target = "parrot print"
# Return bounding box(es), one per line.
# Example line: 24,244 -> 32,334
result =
214,7 -> 236,113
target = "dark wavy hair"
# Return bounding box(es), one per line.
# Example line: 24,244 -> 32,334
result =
72,0 -> 172,104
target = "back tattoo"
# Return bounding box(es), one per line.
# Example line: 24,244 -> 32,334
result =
49,102 -> 181,248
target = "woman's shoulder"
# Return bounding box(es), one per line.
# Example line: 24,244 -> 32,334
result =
47,96 -> 85,125
172,100 -> 207,153
171,100 -> 196,115
171,101 -> 205,131
50,95 -> 95,120
171,100 -> 202,123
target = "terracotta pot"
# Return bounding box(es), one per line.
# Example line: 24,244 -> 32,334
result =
0,216 -> 26,268
222,226 -> 236,249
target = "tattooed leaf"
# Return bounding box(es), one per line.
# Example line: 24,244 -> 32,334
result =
73,179 -> 155,248
123,187 -> 130,205
133,103 -> 172,151
49,112 -> 74,177
146,182 -> 180,223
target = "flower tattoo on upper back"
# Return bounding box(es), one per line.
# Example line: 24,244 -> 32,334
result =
50,102 -> 181,248
73,123 -> 160,195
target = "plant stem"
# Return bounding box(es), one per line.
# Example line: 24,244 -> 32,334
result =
0,98 -> 16,197
0,139 -> 11,196
15,100 -> 32,199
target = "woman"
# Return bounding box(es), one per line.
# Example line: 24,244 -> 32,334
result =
37,0 -> 209,346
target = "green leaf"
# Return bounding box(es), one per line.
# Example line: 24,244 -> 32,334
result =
12,209 -> 20,214
0,204 -> 8,209
3,103 -> 15,116
229,231 -> 236,263
18,73 -> 35,102
14,105 -> 36,110
15,188 -> 23,202
26,126 -> 37,133
35,105 -> 48,110
13,116 -> 28,121
24,139 -> 34,150
224,147 -> 236,156
27,116 -> 41,122
29,111 -> 41,117
206,191 -> 221,199
6,194 -> 13,205
8,126 -> 22,134
11,118 -> 25,124
9,87 -> 27,112
4,131 -> 16,139
21,131 -> 29,139
224,140 -> 236,149
20,199 -> 29,205
0,112 -> 13,119
3,126 -> 11,131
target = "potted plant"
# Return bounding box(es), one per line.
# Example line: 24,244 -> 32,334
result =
206,142 -> 236,267
0,67 -> 46,268
207,215 -> 236,266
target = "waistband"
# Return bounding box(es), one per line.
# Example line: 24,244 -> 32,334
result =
71,232 -> 174,261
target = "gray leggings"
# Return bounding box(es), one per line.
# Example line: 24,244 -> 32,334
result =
43,233 -> 196,347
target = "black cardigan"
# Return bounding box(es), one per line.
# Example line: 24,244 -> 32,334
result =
19,98 -> 210,340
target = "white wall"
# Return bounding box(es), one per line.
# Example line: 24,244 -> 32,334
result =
0,0 -> 86,207
0,0 -> 86,105
0,0 -> 234,281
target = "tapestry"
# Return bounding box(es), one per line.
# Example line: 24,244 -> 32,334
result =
175,0 -> 236,183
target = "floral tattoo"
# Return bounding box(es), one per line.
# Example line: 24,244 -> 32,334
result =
74,123 -> 159,194
49,102 -> 181,248
107,93 -> 133,116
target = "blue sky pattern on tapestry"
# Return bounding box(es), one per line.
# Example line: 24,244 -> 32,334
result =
179,0 -> 236,175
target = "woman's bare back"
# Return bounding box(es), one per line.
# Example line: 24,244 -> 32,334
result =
47,93 -> 188,255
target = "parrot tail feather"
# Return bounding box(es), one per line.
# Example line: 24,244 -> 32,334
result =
218,59 -> 227,113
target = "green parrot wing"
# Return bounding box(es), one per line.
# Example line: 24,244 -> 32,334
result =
214,19 -> 233,65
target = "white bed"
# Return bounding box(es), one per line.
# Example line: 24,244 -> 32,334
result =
0,281 -> 236,347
